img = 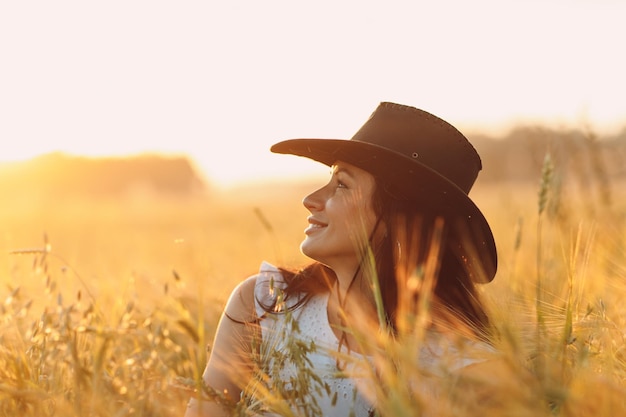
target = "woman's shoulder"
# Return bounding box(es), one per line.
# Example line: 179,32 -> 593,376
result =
253,261 -> 290,316
223,262 -> 286,323
254,260 -> 287,292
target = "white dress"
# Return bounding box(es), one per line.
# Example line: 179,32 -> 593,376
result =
246,262 -> 491,417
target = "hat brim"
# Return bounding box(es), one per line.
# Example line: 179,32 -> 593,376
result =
271,138 -> 497,283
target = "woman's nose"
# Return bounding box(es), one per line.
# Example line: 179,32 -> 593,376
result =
302,187 -> 325,211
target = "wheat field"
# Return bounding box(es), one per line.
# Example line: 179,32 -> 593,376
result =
1,160 -> 625,415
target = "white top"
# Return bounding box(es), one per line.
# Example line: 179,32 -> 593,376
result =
249,262 -> 491,417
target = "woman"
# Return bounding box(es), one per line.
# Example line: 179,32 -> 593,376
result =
184,102 -> 498,417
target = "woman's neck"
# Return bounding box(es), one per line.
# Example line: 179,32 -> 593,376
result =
331,263 -> 359,293
328,272 -> 378,332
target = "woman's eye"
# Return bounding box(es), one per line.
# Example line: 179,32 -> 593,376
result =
336,181 -> 347,189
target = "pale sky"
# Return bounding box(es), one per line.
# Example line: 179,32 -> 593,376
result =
1,0 -> 624,186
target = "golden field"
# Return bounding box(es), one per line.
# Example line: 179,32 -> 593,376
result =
1,143 -> 625,415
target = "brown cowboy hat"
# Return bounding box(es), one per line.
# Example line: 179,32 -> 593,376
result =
271,102 -> 497,283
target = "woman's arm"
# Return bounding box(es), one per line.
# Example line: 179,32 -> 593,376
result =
184,276 -> 258,417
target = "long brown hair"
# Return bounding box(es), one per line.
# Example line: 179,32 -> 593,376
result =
371,182 -> 491,340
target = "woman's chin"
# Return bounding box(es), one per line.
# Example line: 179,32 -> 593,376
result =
300,241 -> 314,259
300,240 -> 322,262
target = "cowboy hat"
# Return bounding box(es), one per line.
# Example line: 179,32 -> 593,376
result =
271,102 -> 497,283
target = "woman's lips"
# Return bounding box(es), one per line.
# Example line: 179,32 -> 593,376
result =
304,217 -> 327,235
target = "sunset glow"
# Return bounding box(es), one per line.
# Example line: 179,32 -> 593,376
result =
1,0 -> 624,187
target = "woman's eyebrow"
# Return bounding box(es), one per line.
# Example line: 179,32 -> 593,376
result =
331,165 -> 355,178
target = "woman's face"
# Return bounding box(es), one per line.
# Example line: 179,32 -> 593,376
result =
301,161 -> 379,275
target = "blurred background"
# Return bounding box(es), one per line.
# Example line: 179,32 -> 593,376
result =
1,0 -> 625,188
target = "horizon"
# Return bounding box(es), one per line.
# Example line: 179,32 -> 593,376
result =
2,122 -> 624,191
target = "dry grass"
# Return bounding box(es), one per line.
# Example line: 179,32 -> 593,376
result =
1,166 -> 625,415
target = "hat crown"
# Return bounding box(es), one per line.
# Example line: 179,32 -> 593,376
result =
351,102 -> 481,194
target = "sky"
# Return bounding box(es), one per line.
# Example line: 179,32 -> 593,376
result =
1,0 -> 624,187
